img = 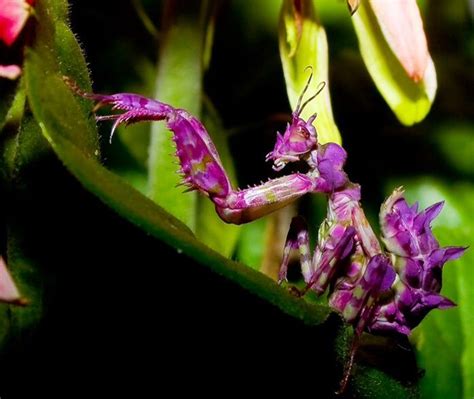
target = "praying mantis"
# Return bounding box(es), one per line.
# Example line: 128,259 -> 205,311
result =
66,70 -> 464,391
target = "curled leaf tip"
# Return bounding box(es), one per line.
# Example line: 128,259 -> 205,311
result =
281,0 -> 307,57
347,0 -> 360,15
279,0 -> 342,144
291,0 -> 303,57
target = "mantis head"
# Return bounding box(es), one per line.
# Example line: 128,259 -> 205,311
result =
266,69 -> 325,172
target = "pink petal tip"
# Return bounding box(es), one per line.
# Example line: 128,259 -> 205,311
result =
0,256 -> 23,304
0,64 -> 22,80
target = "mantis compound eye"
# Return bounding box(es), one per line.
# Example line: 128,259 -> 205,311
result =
291,127 -> 310,141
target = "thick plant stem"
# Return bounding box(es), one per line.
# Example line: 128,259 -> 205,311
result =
148,0 -> 205,231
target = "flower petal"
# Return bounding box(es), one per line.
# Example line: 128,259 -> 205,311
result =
369,0 -> 429,82
0,64 -> 21,79
0,0 -> 33,46
0,256 -> 21,304
351,0 -> 437,125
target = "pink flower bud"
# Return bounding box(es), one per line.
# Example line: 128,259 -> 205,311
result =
0,0 -> 35,46
369,0 -> 429,82
0,256 -> 22,304
0,64 -> 21,79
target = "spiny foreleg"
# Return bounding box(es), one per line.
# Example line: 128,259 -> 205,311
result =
69,86 -> 335,224
64,77 -> 173,143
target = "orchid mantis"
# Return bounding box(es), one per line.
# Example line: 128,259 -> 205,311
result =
68,70 -> 465,390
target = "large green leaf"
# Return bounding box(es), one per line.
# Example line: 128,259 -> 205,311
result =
24,0 -> 98,158
398,180 -> 474,399
5,116 -> 48,346
0,100 -> 53,352
39,128 -> 332,327
0,0 -> 96,351
351,0 -> 436,125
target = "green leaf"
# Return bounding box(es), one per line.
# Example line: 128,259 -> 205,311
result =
114,58 -> 156,171
397,180 -> 474,399
148,1 -> 208,231
0,104 -> 47,352
0,0 -> 99,350
333,326 -> 420,399
0,0 -> 94,344
351,0 -> 436,125
432,123 -> 474,177
0,81 -> 26,179
40,128 -> 333,328
5,229 -> 45,348
0,112 -> 50,350
24,0 -> 99,158
0,80 -> 19,132
352,366 -> 419,399
279,0 -> 342,145
235,217 -> 268,271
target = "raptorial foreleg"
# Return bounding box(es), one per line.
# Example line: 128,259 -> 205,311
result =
70,86 -> 340,225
